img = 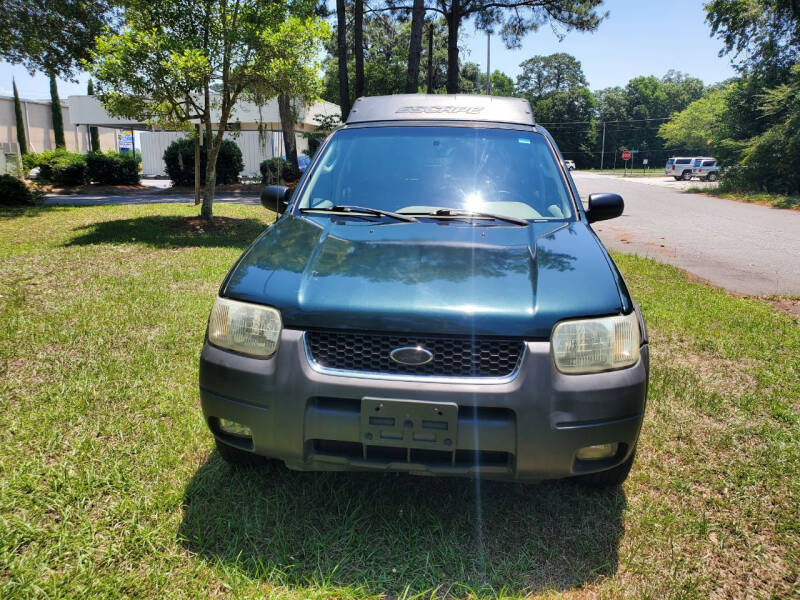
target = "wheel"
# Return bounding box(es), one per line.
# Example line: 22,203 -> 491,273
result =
673,176 -> 681,181
707,172 -> 717,182
574,448 -> 636,488
681,170 -> 692,181
215,438 -> 267,466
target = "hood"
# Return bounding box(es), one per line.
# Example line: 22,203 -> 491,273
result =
223,215 -> 627,338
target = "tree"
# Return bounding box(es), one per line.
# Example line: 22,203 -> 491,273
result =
704,0 -> 800,193
337,0 -> 351,118
706,0 -> 800,71
87,79 -> 101,152
0,0 -> 113,151
516,53 -> 595,166
12,79 -> 27,156
431,0 -> 604,93
658,86 -> 729,154
322,14 -> 450,103
92,0 -> 328,220
354,0 -> 365,99
405,0 -> 427,92
49,74 -> 65,149
516,52 -> 586,97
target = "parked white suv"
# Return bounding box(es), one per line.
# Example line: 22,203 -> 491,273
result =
691,158 -> 719,181
564,159 -> 576,171
665,157 -> 694,180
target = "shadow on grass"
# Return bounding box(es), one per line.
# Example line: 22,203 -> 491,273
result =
64,215 -> 269,249
179,453 -> 626,597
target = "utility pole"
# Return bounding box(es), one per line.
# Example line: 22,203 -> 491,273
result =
486,32 -> 491,95
600,121 -> 606,170
426,23 -> 434,94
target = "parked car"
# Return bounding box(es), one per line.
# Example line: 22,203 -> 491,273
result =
201,94 -> 649,487
665,157 -> 694,180
692,158 -> 719,181
564,159 -> 576,171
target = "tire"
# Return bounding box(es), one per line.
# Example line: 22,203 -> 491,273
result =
707,172 -> 717,182
673,176 -> 681,181
574,448 -> 636,488
681,170 -> 692,181
215,438 -> 267,466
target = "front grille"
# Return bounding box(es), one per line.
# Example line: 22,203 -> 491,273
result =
305,331 -> 524,378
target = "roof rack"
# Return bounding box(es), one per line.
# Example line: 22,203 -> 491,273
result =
346,94 -> 535,127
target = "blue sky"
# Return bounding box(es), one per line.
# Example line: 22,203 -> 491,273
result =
1,0 -> 735,101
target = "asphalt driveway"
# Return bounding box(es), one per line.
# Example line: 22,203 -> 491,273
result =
573,171 -> 800,296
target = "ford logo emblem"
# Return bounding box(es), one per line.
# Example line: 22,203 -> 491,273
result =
389,346 -> 434,366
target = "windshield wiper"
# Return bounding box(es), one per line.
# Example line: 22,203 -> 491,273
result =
401,208 -> 528,226
300,205 -> 418,222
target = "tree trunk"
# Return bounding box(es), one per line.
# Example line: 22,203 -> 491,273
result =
445,5 -> 460,94
354,0 -> 364,99
406,0 -> 425,93
336,0 -> 351,118
194,124 -> 201,205
49,73 -> 66,150
201,82 -> 214,221
278,94 -> 298,175
426,22 -> 434,94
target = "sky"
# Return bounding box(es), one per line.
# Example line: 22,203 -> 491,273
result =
0,0 -> 736,101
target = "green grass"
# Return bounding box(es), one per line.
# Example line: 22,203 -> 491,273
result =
584,168 -> 668,178
1,204 -> 798,599
686,187 -> 800,210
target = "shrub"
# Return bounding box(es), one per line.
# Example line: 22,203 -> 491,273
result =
281,161 -> 301,183
259,157 -> 287,184
0,174 -> 40,205
86,152 -> 140,185
27,150 -> 89,187
163,138 -> 243,186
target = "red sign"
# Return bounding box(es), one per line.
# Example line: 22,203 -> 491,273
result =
622,150 -> 632,161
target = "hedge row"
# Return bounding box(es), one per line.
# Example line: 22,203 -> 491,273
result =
24,150 -> 140,187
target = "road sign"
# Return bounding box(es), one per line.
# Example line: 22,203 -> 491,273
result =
622,150 -> 632,161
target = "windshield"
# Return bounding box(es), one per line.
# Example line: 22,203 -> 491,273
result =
296,126 -> 575,221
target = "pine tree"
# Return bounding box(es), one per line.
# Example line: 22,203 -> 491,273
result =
12,79 -> 28,155
49,73 -> 66,149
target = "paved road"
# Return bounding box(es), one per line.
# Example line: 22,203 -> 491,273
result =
573,171 -> 800,296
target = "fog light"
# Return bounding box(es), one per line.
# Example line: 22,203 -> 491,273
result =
576,443 -> 618,460
218,418 -> 252,438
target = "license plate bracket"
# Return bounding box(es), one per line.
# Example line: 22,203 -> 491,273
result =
360,397 -> 458,451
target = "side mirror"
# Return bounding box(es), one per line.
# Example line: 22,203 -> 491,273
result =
586,193 -> 624,223
261,185 -> 291,214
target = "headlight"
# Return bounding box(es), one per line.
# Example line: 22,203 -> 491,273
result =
207,297 -> 281,358
552,312 -> 640,374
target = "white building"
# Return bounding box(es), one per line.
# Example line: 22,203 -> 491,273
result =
67,95 -> 341,178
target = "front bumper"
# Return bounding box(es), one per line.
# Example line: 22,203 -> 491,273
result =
199,330 -> 649,481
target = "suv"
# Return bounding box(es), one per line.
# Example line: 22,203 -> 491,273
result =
564,159 -> 576,171
665,157 -> 694,180
200,95 -> 649,487
692,158 -> 719,181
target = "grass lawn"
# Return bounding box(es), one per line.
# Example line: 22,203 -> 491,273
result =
583,168 -> 668,178
1,203 -> 798,599
686,187 -> 800,211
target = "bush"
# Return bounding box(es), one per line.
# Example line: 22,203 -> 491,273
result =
163,138 -> 243,186
86,152 -> 140,185
0,174 -> 41,205
259,157 -> 287,185
281,161 -> 301,183
26,150 -> 89,187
